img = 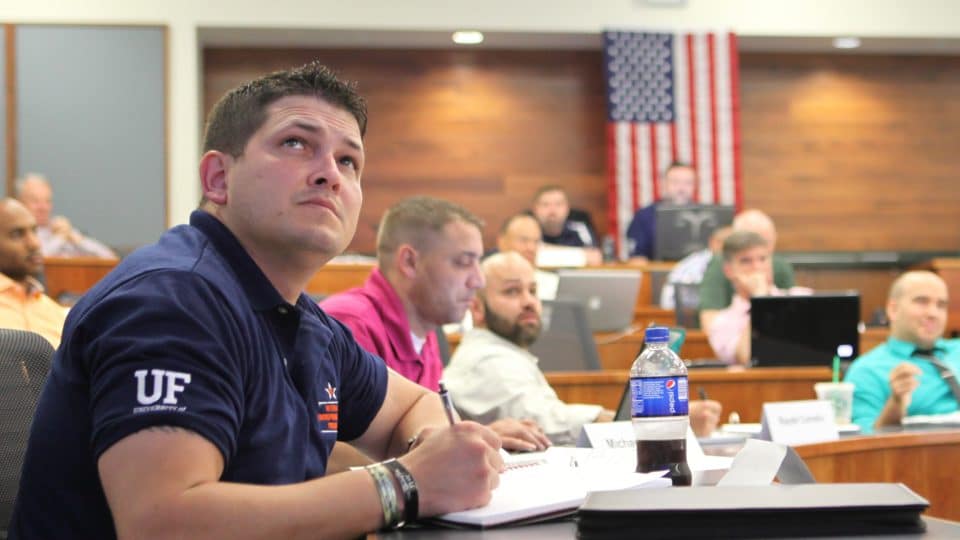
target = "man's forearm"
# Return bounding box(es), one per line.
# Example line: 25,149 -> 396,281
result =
384,391 -> 448,457
874,398 -> 906,428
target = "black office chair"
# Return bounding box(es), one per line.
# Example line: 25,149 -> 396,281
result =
673,282 -> 702,329
0,330 -> 55,535
434,327 -> 452,368
529,299 -> 602,372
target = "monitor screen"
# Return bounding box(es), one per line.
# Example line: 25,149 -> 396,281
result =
750,293 -> 861,367
653,204 -> 734,260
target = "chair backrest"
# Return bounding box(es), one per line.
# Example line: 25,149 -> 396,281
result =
0,330 -> 55,532
673,282 -> 702,329
529,299 -> 602,372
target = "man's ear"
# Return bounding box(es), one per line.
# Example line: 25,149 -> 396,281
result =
885,299 -> 897,328
199,150 -> 231,205
721,260 -> 734,281
396,244 -> 418,279
469,295 -> 485,326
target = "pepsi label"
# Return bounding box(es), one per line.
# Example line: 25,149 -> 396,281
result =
630,376 -> 689,417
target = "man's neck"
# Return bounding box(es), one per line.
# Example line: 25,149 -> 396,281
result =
385,270 -> 435,339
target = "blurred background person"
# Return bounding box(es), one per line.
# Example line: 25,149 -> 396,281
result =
15,173 -> 116,259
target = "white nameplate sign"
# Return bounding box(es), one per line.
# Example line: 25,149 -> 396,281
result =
578,421 -> 705,460
760,400 -> 838,446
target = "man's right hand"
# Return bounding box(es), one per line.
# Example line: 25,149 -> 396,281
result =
888,362 -> 922,414
486,418 -> 551,452
398,421 -> 503,517
731,270 -> 770,298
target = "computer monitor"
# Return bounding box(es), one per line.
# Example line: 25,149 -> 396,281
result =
653,204 -> 734,261
554,269 -> 642,332
528,299 -> 602,372
750,293 -> 861,367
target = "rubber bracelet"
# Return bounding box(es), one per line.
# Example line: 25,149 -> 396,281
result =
365,463 -> 401,529
383,458 -> 418,525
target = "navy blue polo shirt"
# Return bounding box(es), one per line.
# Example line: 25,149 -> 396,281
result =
10,211 -> 387,539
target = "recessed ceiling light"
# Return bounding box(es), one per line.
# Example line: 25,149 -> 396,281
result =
452,31 -> 484,45
833,37 -> 861,49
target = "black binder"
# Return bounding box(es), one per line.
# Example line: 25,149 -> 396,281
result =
577,483 -> 928,538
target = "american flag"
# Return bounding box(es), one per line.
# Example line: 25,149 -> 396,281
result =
603,30 -> 742,258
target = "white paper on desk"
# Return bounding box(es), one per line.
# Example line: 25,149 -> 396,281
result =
436,447 -> 668,527
716,439 -> 787,486
903,410 -> 960,425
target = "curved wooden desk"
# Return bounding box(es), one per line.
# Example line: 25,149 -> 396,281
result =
796,430 -> 960,521
43,257 -> 117,300
544,367 -> 830,422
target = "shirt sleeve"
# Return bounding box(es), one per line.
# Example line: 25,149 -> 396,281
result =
773,256 -> 796,289
449,350 -> 601,443
69,271 -> 247,463
74,234 -> 117,259
698,256 -> 731,310
626,206 -> 655,258
844,356 -> 892,432
706,295 -> 750,364
320,312 -> 388,442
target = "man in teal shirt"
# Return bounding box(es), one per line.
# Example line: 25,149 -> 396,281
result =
845,271 -> 959,432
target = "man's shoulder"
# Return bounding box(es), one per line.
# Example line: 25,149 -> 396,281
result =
320,285 -> 380,322
72,225 -> 244,318
847,341 -> 899,375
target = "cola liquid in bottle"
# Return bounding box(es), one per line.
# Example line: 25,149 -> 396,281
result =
630,326 -> 692,486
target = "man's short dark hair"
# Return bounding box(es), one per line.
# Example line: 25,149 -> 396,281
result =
202,61 -> 368,157
532,185 -> 567,204
376,196 -> 484,267
722,230 -> 768,261
664,161 -> 694,177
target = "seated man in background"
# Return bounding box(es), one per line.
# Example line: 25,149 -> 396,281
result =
699,208 -> 795,330
322,196 -> 550,451
705,231 -> 811,365
496,213 -> 558,300
660,225 -> 732,309
12,62 -> 502,538
625,161 -> 696,261
0,198 -> 68,347
15,173 -> 117,259
845,271 -> 959,431
445,252 -> 721,443
530,185 -> 602,265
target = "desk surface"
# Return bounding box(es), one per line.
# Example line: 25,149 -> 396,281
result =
373,516 -> 959,539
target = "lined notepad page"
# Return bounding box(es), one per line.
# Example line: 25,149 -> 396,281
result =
436,447 -> 670,527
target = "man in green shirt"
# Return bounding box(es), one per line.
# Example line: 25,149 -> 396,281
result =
698,209 -> 795,331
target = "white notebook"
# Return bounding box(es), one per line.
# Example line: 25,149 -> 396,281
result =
432,447 -> 670,528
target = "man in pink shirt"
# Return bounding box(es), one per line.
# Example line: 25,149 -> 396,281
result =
706,230 -> 810,365
322,196 -> 550,451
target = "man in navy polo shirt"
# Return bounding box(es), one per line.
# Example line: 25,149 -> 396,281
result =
11,62 -> 503,539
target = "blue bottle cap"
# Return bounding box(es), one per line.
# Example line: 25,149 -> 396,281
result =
644,326 -> 670,343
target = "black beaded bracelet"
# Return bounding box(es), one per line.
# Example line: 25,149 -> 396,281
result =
382,458 -> 418,525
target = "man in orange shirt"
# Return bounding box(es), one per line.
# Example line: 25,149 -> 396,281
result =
0,198 -> 67,347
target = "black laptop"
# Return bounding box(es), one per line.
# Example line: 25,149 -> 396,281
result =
653,204 -> 734,260
750,293 -> 860,367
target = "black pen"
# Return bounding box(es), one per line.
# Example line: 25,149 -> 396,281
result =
698,387 -> 708,400
438,381 -> 457,425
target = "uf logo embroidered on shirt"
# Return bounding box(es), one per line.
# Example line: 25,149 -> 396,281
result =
134,369 -> 192,405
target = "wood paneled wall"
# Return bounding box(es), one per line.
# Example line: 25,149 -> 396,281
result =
204,48 -> 960,254
203,48 -> 607,253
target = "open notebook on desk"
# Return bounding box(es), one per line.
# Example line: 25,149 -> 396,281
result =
432,447 -> 670,528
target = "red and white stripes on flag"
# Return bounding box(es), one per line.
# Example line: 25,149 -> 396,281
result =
603,30 -> 742,258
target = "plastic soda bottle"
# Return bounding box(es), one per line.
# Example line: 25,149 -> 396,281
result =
630,326 -> 692,486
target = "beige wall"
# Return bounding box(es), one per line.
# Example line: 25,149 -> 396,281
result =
3,0 -> 960,229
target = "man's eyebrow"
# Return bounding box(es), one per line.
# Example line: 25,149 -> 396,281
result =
286,121 -> 363,152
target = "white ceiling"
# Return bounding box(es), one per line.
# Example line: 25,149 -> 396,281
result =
199,27 -> 960,55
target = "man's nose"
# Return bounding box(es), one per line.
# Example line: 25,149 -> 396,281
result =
310,153 -> 342,191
